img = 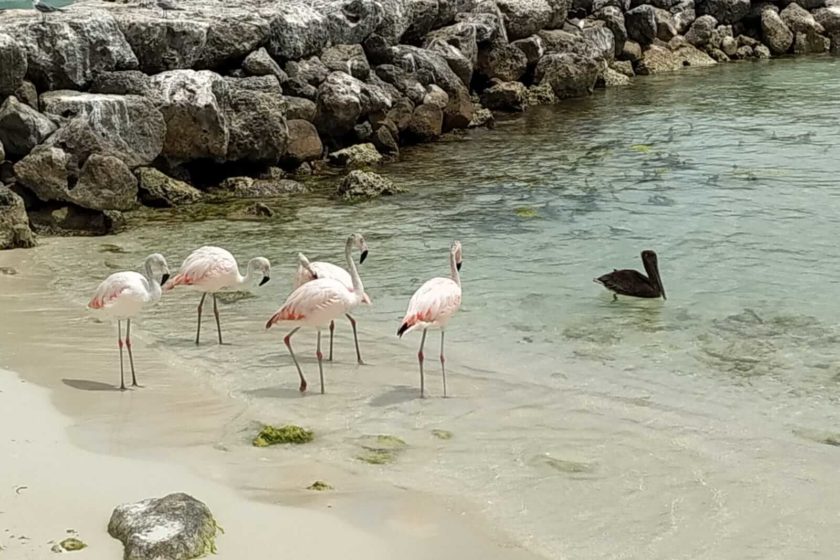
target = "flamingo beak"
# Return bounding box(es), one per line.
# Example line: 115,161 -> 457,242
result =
259,276 -> 270,286
161,273 -> 170,285
360,250 -> 368,264
456,261 -> 462,271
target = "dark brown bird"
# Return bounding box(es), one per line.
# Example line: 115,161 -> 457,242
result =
594,250 -> 666,300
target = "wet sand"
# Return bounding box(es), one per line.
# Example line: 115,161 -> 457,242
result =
0,247 -> 537,560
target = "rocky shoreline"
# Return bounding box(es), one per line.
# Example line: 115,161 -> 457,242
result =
0,0 -> 837,247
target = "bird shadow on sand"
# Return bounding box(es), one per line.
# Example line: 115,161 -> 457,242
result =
368,385 -> 420,407
241,386 -> 308,400
62,379 -> 122,392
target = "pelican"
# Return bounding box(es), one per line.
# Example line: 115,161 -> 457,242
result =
594,250 -> 666,300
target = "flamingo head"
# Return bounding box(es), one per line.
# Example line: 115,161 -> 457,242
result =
348,232 -> 369,264
249,257 -> 271,286
451,241 -> 463,271
145,253 -> 171,286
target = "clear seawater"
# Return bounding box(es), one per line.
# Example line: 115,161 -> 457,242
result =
35,57 -> 840,558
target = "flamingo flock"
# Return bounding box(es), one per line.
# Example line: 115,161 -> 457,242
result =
87,234 -> 462,398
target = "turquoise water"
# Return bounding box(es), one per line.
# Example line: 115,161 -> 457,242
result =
37,57 -> 840,558
0,0 -> 72,9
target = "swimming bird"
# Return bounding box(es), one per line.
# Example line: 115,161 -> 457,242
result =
293,239 -> 371,364
32,0 -> 65,22
397,241 -> 463,398
594,250 -> 666,300
266,233 -> 368,395
164,246 -> 271,345
87,254 -> 171,390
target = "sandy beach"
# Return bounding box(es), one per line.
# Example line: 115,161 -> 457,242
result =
0,247 -> 538,560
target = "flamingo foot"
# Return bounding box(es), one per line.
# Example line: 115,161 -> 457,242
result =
299,380 -> 307,392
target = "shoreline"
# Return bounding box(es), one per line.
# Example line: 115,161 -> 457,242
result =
0,246 -> 540,559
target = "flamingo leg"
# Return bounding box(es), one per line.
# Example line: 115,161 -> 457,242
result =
328,320 -> 334,361
418,329 -> 427,398
212,293 -> 223,344
284,327 -> 306,392
346,314 -> 364,365
127,319 -> 138,387
316,330 -> 325,394
117,320 -> 125,391
195,293 -> 206,345
440,330 -> 447,398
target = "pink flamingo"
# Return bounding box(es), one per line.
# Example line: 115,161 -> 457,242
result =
294,240 -> 372,364
397,241 -> 463,398
266,233 -> 369,394
164,246 -> 271,344
87,253 -> 171,390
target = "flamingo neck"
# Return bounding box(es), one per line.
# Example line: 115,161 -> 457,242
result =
345,238 -> 364,300
237,262 -> 257,288
450,250 -> 460,286
143,258 -> 163,301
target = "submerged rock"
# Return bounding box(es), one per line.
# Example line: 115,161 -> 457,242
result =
356,434 -> 408,464
327,143 -> 383,168
252,424 -> 314,446
212,176 -> 306,198
108,493 -> 218,560
635,43 -> 716,74
0,186 -> 36,250
136,167 -> 202,207
51,537 -> 87,553
307,481 -> 334,491
336,170 -> 404,200
480,80 -> 529,112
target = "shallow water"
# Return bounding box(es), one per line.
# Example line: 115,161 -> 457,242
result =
36,57 -> 840,558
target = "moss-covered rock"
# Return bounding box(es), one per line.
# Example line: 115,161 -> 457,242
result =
53,537 -> 87,552
252,424 -> 314,447
307,480 -> 333,491
356,434 -> 407,465
431,429 -> 453,440
335,170 -> 405,200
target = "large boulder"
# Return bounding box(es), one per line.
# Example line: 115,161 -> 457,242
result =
455,6 -> 508,44
547,0 -> 573,28
72,154 -> 138,211
761,9 -> 794,53
149,70 -> 229,162
480,80 -> 529,111
115,18 -> 207,75
223,77 -> 288,162
477,40 -> 529,81
13,146 -> 71,203
387,45 -> 466,96
425,40 -> 474,86
108,493 -> 218,560
814,7 -> 840,33
539,27 -> 615,61
328,143 -> 383,168
136,167 -> 202,207
406,103 -> 443,142
336,170 -> 404,200
0,186 -> 35,250
794,29 -> 830,52
670,0 -> 697,33
425,23 -> 480,69
313,71 -> 364,138
636,43 -> 716,74
534,53 -> 602,99
284,119 -> 323,165
2,11 -> 138,91
90,71 -> 153,96
626,5 -> 659,44
654,9 -> 679,40
780,3 -> 822,34
593,7 -> 628,56
0,96 -> 57,159
697,0 -> 750,24
443,84 -> 474,131
242,47 -> 288,84
40,91 -> 165,167
495,0 -> 554,39
511,35 -> 547,63
321,44 -> 371,80
0,33 -> 27,97
685,14 -> 718,45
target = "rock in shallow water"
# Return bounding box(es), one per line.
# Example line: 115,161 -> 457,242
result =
0,185 -> 36,250
336,170 -> 405,200
136,167 -> 202,207
108,493 -> 219,560
328,143 -> 383,168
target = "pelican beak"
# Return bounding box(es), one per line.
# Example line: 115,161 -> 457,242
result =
360,250 -> 368,264
456,261 -> 462,271
161,273 -> 170,285
259,276 -> 270,286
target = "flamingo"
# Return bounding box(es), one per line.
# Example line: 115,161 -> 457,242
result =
293,240 -> 372,364
397,241 -> 463,398
87,253 -> 171,390
266,233 -> 369,394
164,246 -> 271,344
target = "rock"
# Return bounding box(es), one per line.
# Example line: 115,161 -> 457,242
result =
73,154 -> 138,211
685,14 -> 718,45
424,23 -> 480,78
547,0 -> 573,27
51,538 -> 87,553
621,39 -> 644,61
406,103 -> 443,142
794,29 -> 830,52
0,96 -> 57,159
40,91 -> 165,167
626,5 -> 659,44
213,176 -> 306,198
793,0 -> 826,9
754,44 -> 772,57
495,0 -> 553,40
136,167 -> 202,207
284,119 -> 323,165
670,0 -> 697,33
149,70 -> 228,162
534,53 -> 602,99
242,47 -> 288,84
336,170 -> 404,199
455,8 -> 508,44
469,105 -> 496,127
0,33 -> 27,97
0,141 -> 4,163
14,81 -> 39,111
593,7 -> 627,56
89,71 -> 152,96
27,204 -> 120,236
12,147 -> 69,203
321,44 -> 371,80
371,125 -> 400,155
313,71 -> 391,139
443,85 -> 475,131
108,493 -> 218,560
481,80 -> 529,111
0,185 -> 35,249
423,85 -> 450,109
762,9 -> 795,53
387,97 -> 415,132
512,35 -> 546,63
425,39 -> 474,86
814,7 -> 840,33
698,0 -> 750,24
285,96 -> 317,121
781,3 -> 821,34
706,46 -> 730,60
721,35 -> 739,55
539,28 -> 615,61
327,143 -> 383,168
611,60 -> 635,76
654,9 -> 680,40
597,66 -> 631,86
636,43 -> 716,74
223,77 -> 288,163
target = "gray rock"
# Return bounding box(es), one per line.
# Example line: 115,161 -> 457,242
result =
371,125 -> 400,155
480,80 -> 529,111
626,5 -> 658,44
706,46 -> 730,61
423,85 -> 450,109
285,96 -> 317,121
321,44 -> 371,80
593,7 -> 627,56
242,47 -> 288,84
0,33 -> 27,97
443,84 -> 474,131
791,0 -> 826,10
794,29 -> 830,52
495,0 -> 553,40
780,3 -> 822,33
40,91 -> 165,167
328,143 -> 383,168
108,493 -> 218,560
547,0 -> 573,28
0,140 -> 4,163
285,56 -> 330,87
313,71 -> 364,138
621,39 -> 643,61
539,27 -> 615,61
149,70 -> 228,162
469,105 -> 496,127
534,53 -> 602,99
354,120 -> 374,141
406,103 -> 443,142
136,167 -> 202,207
388,44 -> 466,96
721,34 -> 739,55
425,40 -> 473,86
670,0 -> 697,33
685,14 -> 718,45
425,23 -> 480,68
387,97 -> 415,132
13,146 -> 70,203
597,66 -> 631,86
213,176 -> 306,198
611,59 -> 635,76
477,40 -> 528,81
72,154 -> 138,211
0,96 -> 57,159
0,185 -> 35,249
284,119 -> 323,165
455,9 -> 507,44
89,71 -> 152,96
732,44 -> 753,58
654,9 -> 679,40
14,81 -> 39,111
814,6 -> 840,33
762,8 -> 795,52
636,43 -> 716,74
116,18 -> 206,75
512,35 -> 546,63
27,205 -> 123,236
754,44 -> 772,57
223,77 -> 288,163
698,0 -> 750,24
336,170 -> 404,200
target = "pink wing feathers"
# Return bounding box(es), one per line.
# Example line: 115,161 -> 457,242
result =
398,277 -> 462,336
266,279 -> 351,329
165,247 -> 236,290
88,272 -> 140,309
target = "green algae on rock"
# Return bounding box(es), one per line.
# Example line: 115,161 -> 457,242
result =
53,537 -> 87,552
514,206 -> 538,219
431,429 -> 453,440
356,434 -> 407,465
307,481 -> 334,491
252,424 -> 314,447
